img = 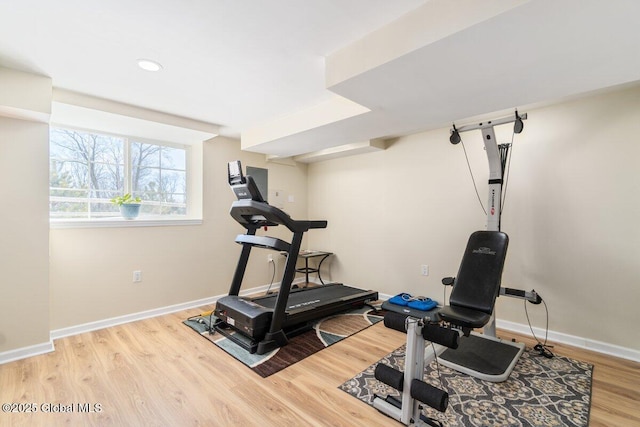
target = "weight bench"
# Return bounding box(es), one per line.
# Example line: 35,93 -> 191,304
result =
372,312 -> 458,426
437,230 -> 524,382
373,231 -> 524,425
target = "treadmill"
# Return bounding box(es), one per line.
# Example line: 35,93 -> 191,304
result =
214,161 -> 378,355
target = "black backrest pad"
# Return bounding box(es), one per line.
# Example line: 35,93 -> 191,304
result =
449,231 -> 509,315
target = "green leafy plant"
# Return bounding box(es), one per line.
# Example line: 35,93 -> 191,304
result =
110,193 -> 142,206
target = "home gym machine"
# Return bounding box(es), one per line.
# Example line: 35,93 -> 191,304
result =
436,111 -> 542,381
371,112 -> 549,425
373,112 -> 545,425
214,161 -> 378,355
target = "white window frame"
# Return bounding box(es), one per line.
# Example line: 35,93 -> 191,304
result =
127,135 -> 190,216
49,125 -> 202,229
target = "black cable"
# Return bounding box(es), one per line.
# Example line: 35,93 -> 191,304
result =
364,302 -> 381,314
460,138 -> 487,216
429,338 -> 452,427
430,341 -> 445,391
500,130 -> 515,213
524,297 -> 555,358
187,310 -> 218,335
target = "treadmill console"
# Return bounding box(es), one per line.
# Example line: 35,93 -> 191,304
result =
228,160 -> 244,186
228,160 -> 266,202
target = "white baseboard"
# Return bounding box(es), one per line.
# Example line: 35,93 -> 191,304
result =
50,279 -> 293,340
0,340 -> 55,365
496,319 -> 640,363
50,295 -> 219,340
378,292 -> 393,301
0,279 -> 296,365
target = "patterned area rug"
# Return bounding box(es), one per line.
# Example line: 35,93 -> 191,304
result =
340,344 -> 593,427
184,306 -> 383,377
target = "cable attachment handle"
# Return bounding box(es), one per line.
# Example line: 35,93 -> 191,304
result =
449,124 -> 461,144
514,110 -> 524,134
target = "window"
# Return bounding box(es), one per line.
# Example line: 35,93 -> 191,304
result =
50,127 -> 188,219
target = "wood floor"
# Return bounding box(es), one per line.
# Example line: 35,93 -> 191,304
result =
1,306 -> 639,427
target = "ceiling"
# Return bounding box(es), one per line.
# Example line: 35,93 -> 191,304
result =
2,0 -> 640,160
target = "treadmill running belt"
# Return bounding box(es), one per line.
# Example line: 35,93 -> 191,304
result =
254,283 -> 372,312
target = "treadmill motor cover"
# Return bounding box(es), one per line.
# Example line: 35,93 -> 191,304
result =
215,296 -> 273,339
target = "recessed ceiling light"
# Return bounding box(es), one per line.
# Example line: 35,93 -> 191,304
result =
137,59 -> 163,72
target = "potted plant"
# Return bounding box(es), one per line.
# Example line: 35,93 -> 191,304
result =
110,193 -> 142,219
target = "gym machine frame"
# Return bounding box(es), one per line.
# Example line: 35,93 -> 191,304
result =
373,312 -> 458,427
449,111 -> 541,330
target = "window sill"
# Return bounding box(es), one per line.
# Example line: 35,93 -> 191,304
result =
50,217 -> 203,229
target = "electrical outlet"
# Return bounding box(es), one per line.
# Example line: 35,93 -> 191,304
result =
133,270 -> 142,282
421,264 -> 429,276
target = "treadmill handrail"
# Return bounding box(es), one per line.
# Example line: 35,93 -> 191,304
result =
307,220 -> 328,229
230,199 -> 327,233
235,234 -> 291,253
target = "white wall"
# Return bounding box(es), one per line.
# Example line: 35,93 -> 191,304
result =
307,84 -> 640,352
0,116 -> 50,352
49,136 -> 308,330
0,67 -> 51,356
